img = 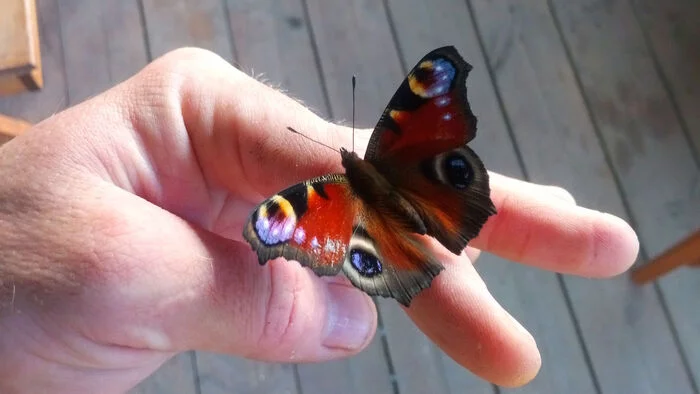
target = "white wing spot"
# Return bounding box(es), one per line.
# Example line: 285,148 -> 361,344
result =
436,96 -> 450,107
294,227 -> 306,244
324,239 -> 338,253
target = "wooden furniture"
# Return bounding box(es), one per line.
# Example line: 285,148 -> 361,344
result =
632,229 -> 700,284
0,113 -> 31,138
0,0 -> 42,139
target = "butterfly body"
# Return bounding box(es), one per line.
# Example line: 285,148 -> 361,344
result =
243,46 -> 496,306
340,148 -> 427,236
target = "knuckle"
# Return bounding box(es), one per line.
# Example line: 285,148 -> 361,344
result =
152,47 -> 228,75
131,47 -> 242,102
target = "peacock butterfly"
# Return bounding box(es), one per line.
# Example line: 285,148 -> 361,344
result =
243,46 -> 496,306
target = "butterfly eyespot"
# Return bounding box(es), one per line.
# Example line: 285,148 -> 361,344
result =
443,153 -> 473,189
409,58 -> 456,98
253,196 -> 299,246
350,249 -> 383,277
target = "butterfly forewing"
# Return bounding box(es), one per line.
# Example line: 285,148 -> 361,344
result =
243,175 -> 358,276
365,46 -> 477,161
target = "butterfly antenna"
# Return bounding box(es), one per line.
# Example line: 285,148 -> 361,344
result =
286,127 -> 338,153
352,75 -> 356,153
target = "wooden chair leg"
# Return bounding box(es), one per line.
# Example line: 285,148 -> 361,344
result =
0,113 -> 32,138
0,0 -> 43,95
632,229 -> 700,284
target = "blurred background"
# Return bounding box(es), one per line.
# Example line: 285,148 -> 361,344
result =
1,0 -> 698,393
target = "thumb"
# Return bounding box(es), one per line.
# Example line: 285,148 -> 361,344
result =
81,185 -> 377,362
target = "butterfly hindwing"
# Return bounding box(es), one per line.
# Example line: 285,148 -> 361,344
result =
243,175 -> 358,276
342,220 -> 444,307
383,145 -> 495,254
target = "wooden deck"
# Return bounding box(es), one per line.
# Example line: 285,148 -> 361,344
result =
1,0 -> 699,393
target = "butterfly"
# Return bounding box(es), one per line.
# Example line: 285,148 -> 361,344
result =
243,46 -> 496,306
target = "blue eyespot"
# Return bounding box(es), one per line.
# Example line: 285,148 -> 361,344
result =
415,58 -> 456,98
350,249 -> 382,277
443,153 -> 473,189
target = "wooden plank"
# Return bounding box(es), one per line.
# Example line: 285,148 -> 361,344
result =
0,0 -> 65,122
387,0 -> 595,392
630,14 -> 700,380
141,0 -> 233,62
378,299 -> 450,394
224,0 -> 327,116
196,353 -> 298,394
296,334 -> 394,394
304,0 -> 404,126
473,1 -> 694,393
631,19 -> 700,379
551,1 -> 700,391
58,0 -> 147,103
492,0 -> 700,393
631,0 -> 700,156
57,0 -> 113,104
438,353 -> 495,394
102,0 -> 150,84
129,352 -> 198,394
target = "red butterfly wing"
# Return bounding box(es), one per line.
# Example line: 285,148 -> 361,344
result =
366,46 -> 496,255
243,175 -> 358,276
365,46 -> 477,161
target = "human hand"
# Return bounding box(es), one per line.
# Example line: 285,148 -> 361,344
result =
0,48 -> 639,393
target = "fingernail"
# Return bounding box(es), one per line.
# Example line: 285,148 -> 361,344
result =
323,283 -> 374,350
